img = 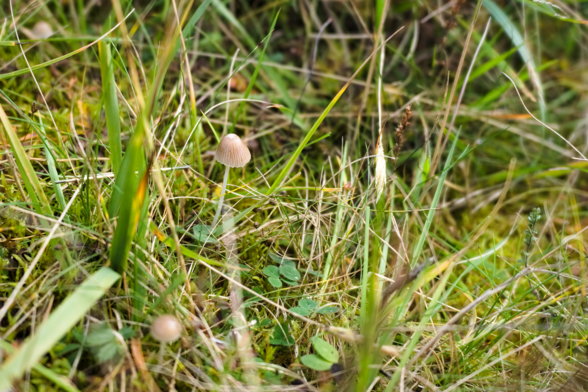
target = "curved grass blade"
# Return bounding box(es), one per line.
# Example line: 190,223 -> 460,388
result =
266,28 -> 404,195
0,11 -> 134,80
483,0 -> 545,119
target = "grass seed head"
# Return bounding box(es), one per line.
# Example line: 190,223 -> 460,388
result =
393,105 -> 412,169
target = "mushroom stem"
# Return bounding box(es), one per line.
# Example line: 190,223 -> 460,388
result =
212,166 -> 230,228
158,341 -> 165,365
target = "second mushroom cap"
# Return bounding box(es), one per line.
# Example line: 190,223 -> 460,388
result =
215,134 -> 251,168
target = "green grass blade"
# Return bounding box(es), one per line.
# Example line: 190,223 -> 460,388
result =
321,143 -> 348,288
180,0 -> 212,43
110,3 -> 199,273
377,212 -> 394,292
99,40 -> 123,176
384,262 -> 455,390
411,129 -> 461,267
0,104 -> 52,218
230,9 -> 280,132
457,45 -> 519,88
211,0 -> 256,48
0,13 -> 134,81
109,159 -> 148,273
151,223 -> 225,267
483,0 -> 545,119
0,267 -> 120,389
360,206 -> 371,325
133,188 -> 151,320
0,340 -> 80,392
37,116 -> 66,211
266,29 -> 403,195
357,205 -> 376,391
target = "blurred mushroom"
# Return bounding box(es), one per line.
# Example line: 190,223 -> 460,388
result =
31,21 -> 54,39
151,315 -> 182,343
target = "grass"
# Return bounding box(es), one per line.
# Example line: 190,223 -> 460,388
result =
0,0 -> 588,391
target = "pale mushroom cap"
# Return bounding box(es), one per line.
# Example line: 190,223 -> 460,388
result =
215,134 -> 251,168
32,21 -> 54,40
151,315 -> 182,343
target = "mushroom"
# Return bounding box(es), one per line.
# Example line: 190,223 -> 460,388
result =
151,315 -> 182,343
31,21 -> 54,40
211,134 -> 251,228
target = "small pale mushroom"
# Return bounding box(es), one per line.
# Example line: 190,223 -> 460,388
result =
31,21 -> 54,40
151,315 -> 182,343
211,134 -> 251,228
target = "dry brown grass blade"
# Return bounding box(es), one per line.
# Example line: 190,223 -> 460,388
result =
130,338 -> 162,392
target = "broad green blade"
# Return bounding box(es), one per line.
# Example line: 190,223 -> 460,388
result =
0,340 -> 80,392
0,267 -> 120,389
109,1 -> 206,273
99,40 -> 123,177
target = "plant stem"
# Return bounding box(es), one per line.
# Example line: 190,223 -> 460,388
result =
212,166 -> 230,228
158,341 -> 165,366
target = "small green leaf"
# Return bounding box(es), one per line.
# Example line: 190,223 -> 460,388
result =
301,354 -> 333,371
244,286 -> 263,298
270,324 -> 294,346
271,324 -> 286,340
262,266 -> 280,278
312,337 -> 338,363
280,264 -> 300,281
290,307 -> 310,317
259,319 -> 272,327
282,335 -> 295,346
299,298 -> 318,310
316,307 -> 339,314
193,224 -> 218,243
281,278 -> 298,286
282,259 -> 297,268
268,253 -> 286,264
268,277 -> 282,288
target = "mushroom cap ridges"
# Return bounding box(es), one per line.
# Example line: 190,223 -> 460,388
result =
151,315 -> 182,343
215,134 -> 251,168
